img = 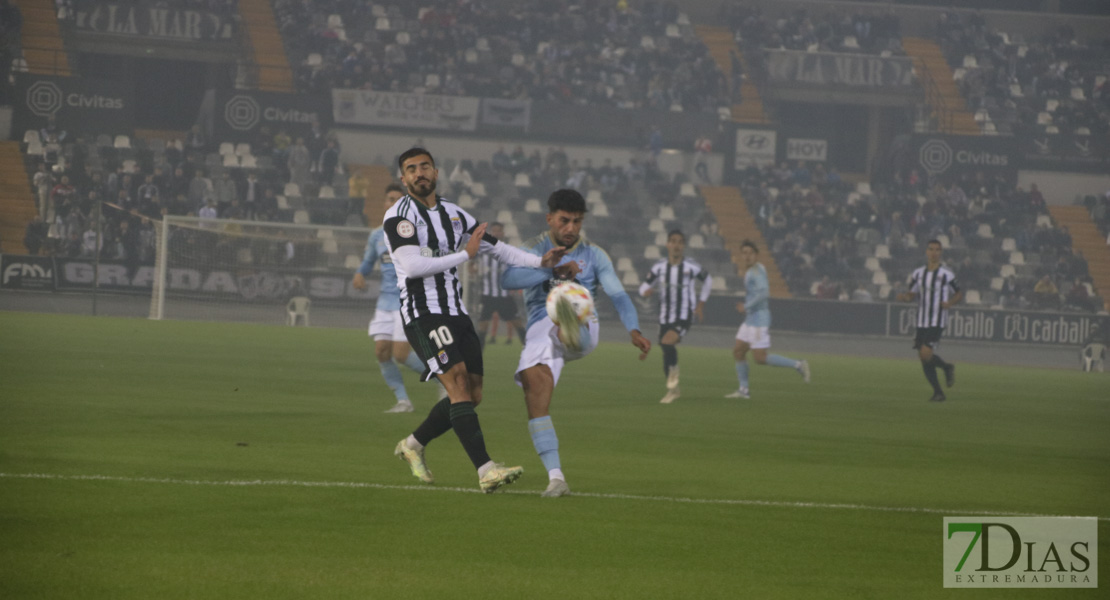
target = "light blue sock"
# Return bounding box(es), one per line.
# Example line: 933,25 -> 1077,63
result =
735,361 -> 749,389
767,354 -> 800,369
528,416 -> 561,473
401,351 -> 425,374
379,360 -> 409,402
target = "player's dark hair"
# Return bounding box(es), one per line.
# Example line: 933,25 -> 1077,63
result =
384,183 -> 405,195
397,147 -> 435,170
547,189 -> 588,214
667,229 -> 685,242
927,239 -> 943,248
741,239 -> 759,253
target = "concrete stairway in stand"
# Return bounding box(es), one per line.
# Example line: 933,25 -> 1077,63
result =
700,185 -> 790,298
1048,205 -> 1110,312
695,25 -> 770,124
0,142 -> 39,254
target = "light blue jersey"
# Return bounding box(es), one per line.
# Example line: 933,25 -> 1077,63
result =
743,263 -> 771,328
502,232 -> 640,332
358,227 -> 400,311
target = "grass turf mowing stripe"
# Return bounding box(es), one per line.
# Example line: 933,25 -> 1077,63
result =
3,472 -> 1105,522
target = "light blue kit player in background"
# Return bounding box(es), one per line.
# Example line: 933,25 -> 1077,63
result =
352,183 -> 445,413
501,189 -> 652,497
728,240 -> 810,399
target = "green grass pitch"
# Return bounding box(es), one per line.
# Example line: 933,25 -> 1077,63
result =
1,311 -> 1106,599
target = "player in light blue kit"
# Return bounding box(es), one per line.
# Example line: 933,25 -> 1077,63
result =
502,189 -> 652,497
728,240 -> 810,399
352,183 -> 445,413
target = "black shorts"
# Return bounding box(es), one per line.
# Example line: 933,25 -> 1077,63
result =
659,320 -> 691,342
913,327 -> 944,350
478,295 -> 519,321
404,313 -> 484,381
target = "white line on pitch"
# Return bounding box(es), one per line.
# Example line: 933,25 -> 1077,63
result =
1,472 -> 1105,522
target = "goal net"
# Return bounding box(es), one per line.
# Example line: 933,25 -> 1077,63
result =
149,216 -> 478,328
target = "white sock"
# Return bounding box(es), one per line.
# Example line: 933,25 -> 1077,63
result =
404,434 -> 423,451
477,460 -> 495,478
548,468 -> 565,482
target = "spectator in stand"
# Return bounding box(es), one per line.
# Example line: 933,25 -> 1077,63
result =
1032,274 -> 1060,310
214,171 -> 238,214
287,137 -> 311,188
318,139 -> 339,185
185,125 -> 206,155
50,175 -> 76,221
23,215 -> 48,255
187,169 -> 210,209
33,162 -> 54,220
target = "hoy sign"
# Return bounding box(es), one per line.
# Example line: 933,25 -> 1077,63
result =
786,138 -> 827,162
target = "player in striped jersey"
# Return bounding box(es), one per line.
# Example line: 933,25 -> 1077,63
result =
385,148 -> 567,493
352,183 -> 446,414
727,240 -> 809,399
897,239 -> 962,402
474,222 -> 526,349
638,230 -> 713,404
502,189 -> 652,497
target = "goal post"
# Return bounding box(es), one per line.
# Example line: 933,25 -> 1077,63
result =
148,216 -> 475,327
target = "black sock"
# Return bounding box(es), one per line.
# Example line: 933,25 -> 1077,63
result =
412,398 -> 452,446
921,361 -> 942,394
448,402 -> 491,470
931,354 -> 949,369
662,344 -> 677,377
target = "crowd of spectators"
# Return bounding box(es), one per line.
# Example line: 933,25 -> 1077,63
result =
276,0 -> 727,114
737,160 -> 1100,313
935,10 -> 1110,137
20,120 -> 348,263
722,2 -> 904,55
0,0 -> 23,102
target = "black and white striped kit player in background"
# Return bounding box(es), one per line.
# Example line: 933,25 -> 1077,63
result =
384,148 -> 569,493
638,230 -> 712,404
473,222 -> 527,349
897,239 -> 963,403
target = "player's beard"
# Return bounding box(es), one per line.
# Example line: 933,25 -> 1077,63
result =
409,177 -> 436,199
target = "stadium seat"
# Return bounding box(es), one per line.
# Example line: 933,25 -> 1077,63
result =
1076,127 -> 1091,136
222,154 -> 239,168
1009,252 -> 1024,265
1070,87 -> 1086,101
688,234 -> 705,249
371,4 -> 386,17
1009,83 -> 1023,98
322,239 -> 339,254
1036,214 -> 1052,227
665,24 -> 680,38
514,173 -> 532,188
307,53 -> 323,67
525,199 -> 542,213
375,17 -> 390,31
641,35 -> 655,50
327,14 -> 343,29
976,224 -> 993,239
999,264 -> 1016,278
218,142 -> 235,156
593,202 -> 610,217
965,290 -> 982,305
458,193 -> 476,209
293,210 -> 310,224
1081,344 -> 1106,372
962,55 -> 978,68
276,195 -> 290,210
654,232 -> 668,246
659,206 -> 675,221
621,271 -> 640,286
874,244 -> 891,259
864,257 -> 881,272
113,135 -> 131,149
121,159 -> 138,173
470,183 -> 487,197
318,186 -> 335,199
1045,125 -> 1059,135
25,137 -> 43,156
425,73 -> 440,88
234,143 -> 251,157
905,233 -> 918,248
511,53 -> 525,67
1036,112 -> 1053,125
1001,238 -> 1016,252
586,189 -> 603,205
23,130 -> 40,144
316,228 -> 334,239
503,223 -> 519,239
284,183 -> 301,197
617,257 -> 634,272
983,121 -> 998,135
648,218 -> 665,233
239,155 -> 258,169
344,254 -> 361,270
843,36 -> 859,49
878,284 -> 892,300
496,210 -> 514,224
936,234 -> 950,248
712,277 -> 727,292
990,277 -> 1004,291
644,246 -> 661,260
871,271 -> 889,286
286,296 -> 311,326
856,182 -> 871,196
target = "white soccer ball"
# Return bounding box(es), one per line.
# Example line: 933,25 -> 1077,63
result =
546,281 -> 594,324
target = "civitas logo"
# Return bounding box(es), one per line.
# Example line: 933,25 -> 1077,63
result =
743,133 -> 771,150
26,81 -> 63,117
224,95 -> 261,130
919,138 -> 953,175
943,517 -> 1097,588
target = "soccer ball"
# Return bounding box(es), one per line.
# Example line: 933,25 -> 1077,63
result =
546,281 -> 594,324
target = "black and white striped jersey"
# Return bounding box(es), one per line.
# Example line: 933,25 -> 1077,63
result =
639,258 -> 713,324
908,264 -> 960,328
382,195 -> 539,325
478,253 -> 508,298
